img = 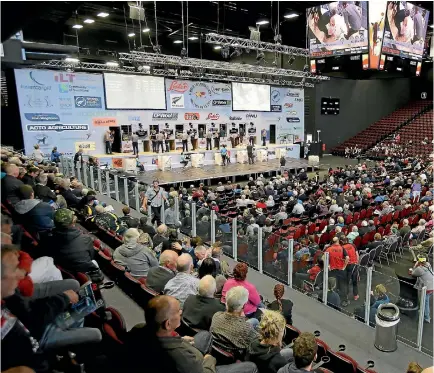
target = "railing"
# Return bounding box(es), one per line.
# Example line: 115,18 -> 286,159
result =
60,156 -> 433,356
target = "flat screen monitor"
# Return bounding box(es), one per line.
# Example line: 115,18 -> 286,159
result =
382,1 -> 430,60
232,82 -> 270,112
369,0 -> 388,69
104,73 -> 166,110
307,1 -> 368,57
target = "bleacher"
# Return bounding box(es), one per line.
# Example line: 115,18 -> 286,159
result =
331,100 -> 432,156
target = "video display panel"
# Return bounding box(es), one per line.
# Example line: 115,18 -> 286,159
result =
369,0 -> 388,68
307,1 -> 368,57
382,1 -> 430,60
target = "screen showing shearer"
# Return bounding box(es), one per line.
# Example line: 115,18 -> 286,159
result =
307,1 -> 368,57
232,82 -> 270,112
104,73 -> 166,110
382,1 -> 430,60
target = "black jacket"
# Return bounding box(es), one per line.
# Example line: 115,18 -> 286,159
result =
1,306 -> 49,372
21,174 -> 36,188
4,290 -> 70,340
34,184 -> 57,203
358,226 -> 370,237
267,299 -> 293,325
247,340 -> 288,373
42,227 -> 97,273
183,295 -> 225,330
146,266 -> 175,293
61,188 -> 81,208
1,174 -> 24,205
120,215 -> 140,228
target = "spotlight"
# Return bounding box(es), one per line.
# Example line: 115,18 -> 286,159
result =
188,36 -> 198,40
303,64 -> 309,72
284,13 -> 299,19
288,56 -> 295,65
173,40 -> 183,44
180,47 -> 187,58
221,45 -> 230,59
256,51 -> 265,63
106,61 -> 119,67
142,28 -> 150,32
128,33 -> 135,37
65,57 -> 80,63
214,45 -> 222,50
72,24 -> 83,29
84,19 -> 95,24
153,45 -> 161,54
97,12 -> 109,17
256,19 -> 269,25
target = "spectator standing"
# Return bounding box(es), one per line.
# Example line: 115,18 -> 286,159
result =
132,132 -> 139,155
142,180 -> 167,226
31,144 -> 44,163
411,257 -> 434,324
325,237 -> 349,306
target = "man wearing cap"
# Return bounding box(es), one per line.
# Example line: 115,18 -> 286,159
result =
143,180 -> 168,226
44,209 -> 98,273
14,184 -> 54,234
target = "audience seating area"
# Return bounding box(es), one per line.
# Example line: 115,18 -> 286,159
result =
332,100 -> 432,155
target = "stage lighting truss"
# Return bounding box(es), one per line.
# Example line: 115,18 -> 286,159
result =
35,59 -> 317,87
118,51 -> 329,82
205,33 -> 308,57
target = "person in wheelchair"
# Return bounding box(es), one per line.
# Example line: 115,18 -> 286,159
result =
180,152 -> 191,168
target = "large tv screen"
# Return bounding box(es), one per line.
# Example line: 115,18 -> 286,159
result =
307,1 -> 368,57
368,0 -> 388,69
104,73 -> 166,110
232,83 -> 270,112
382,1 -> 430,60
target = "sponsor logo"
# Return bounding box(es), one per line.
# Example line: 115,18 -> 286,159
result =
286,117 -> 300,123
246,113 -> 258,119
128,115 -> 141,121
206,113 -> 220,120
292,126 -> 302,131
189,82 -> 212,109
26,124 -> 89,132
170,94 -> 185,108
284,103 -> 293,108
294,98 -> 303,102
59,97 -> 72,109
270,105 -> 282,112
60,84 -> 97,93
24,113 -> 60,121
271,89 -> 281,103
59,83 -> 69,93
229,116 -> 242,120
286,110 -> 297,115
75,110 -> 111,117
21,71 -> 52,91
286,91 -> 300,97
92,117 -> 117,126
167,80 -> 189,93
212,99 -> 231,106
24,95 -> 53,108
211,85 -> 231,95
74,96 -> 102,108
152,113 -> 178,120
54,73 -> 75,83
184,113 -> 200,120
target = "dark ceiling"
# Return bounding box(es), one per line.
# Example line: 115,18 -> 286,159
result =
2,1 -> 326,61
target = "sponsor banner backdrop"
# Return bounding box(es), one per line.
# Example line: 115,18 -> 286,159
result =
15,69 -> 108,156
15,70 -> 305,156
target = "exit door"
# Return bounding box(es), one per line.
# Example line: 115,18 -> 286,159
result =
269,125 -> 276,144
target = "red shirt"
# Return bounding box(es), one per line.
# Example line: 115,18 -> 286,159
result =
326,244 -> 348,270
343,243 -> 358,265
308,265 -> 321,281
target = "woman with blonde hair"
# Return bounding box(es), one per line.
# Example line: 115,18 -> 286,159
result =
247,309 -> 293,373
369,284 -> 390,324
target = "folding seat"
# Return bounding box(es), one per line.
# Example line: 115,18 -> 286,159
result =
176,318 -> 199,337
353,236 -> 362,249
121,272 -> 142,299
315,338 -> 330,362
137,284 -> 159,309
361,233 -> 370,246
359,209 -> 366,219
211,345 -> 236,365
56,265 -> 77,280
75,272 -> 91,286
323,350 -> 358,373
283,324 -> 301,345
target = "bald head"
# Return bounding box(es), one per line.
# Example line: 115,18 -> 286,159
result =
159,250 -> 178,270
5,164 -> 19,177
198,275 -> 216,298
177,253 -> 193,273
145,295 -> 180,333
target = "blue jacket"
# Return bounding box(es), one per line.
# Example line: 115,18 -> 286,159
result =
14,199 -> 54,233
51,151 -> 61,162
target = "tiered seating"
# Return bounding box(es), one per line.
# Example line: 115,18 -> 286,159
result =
332,100 -> 432,155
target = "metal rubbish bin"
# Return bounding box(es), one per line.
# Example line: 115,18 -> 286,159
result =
374,303 -> 400,352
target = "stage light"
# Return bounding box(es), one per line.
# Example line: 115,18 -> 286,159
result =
181,47 -> 187,58
97,12 -> 109,17
173,40 -> 183,44
106,61 -> 119,67
256,19 -> 269,25
303,64 -> 309,72
72,24 -> 83,29
84,19 -> 95,24
284,13 -> 299,19
128,33 -> 135,37
214,45 -> 222,50
142,28 -> 150,32
188,36 -> 198,40
65,57 -> 80,63
288,56 -> 295,65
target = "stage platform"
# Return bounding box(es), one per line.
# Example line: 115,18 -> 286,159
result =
89,143 -> 301,173
117,157 -> 309,186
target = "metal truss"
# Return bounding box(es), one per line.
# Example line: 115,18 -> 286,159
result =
205,33 -> 309,57
119,51 -> 329,81
34,60 -> 315,87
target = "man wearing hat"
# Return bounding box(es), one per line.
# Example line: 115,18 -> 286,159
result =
43,209 -> 98,273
